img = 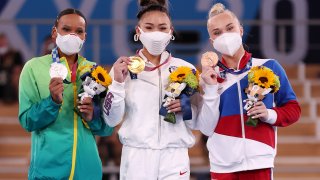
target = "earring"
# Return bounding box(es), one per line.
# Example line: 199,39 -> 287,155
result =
171,35 -> 175,40
134,34 -> 139,42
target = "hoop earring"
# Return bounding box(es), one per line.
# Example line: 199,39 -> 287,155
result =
134,34 -> 139,42
171,35 -> 175,40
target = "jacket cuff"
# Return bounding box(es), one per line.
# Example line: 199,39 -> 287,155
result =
203,84 -> 219,100
263,109 -> 277,124
48,96 -> 62,108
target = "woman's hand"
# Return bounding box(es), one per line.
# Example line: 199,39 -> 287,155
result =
78,97 -> 94,121
165,99 -> 182,113
49,77 -> 64,104
247,101 -> 268,121
201,66 -> 218,85
113,56 -> 131,83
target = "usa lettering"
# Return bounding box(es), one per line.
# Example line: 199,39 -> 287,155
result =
104,92 -> 114,116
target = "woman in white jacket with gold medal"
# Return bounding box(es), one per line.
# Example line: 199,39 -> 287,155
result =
102,0 -> 220,179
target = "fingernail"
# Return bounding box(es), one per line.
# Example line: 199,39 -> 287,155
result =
163,104 -> 168,107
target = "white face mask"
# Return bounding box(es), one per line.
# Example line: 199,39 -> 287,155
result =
138,27 -> 172,56
0,46 -> 8,55
213,32 -> 242,57
56,31 -> 84,55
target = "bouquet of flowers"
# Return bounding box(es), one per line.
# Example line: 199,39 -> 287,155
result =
78,65 -> 112,102
74,65 -> 112,121
244,66 -> 280,126
159,66 -> 199,124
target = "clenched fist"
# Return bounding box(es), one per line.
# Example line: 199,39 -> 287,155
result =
49,77 -> 64,104
78,97 -> 94,121
201,66 -> 218,85
113,56 -> 131,83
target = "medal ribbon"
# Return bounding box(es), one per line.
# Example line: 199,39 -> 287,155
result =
129,72 -> 137,79
51,47 -> 61,63
218,57 -> 252,79
51,47 -> 77,83
71,61 -> 78,83
136,49 -> 171,72
144,56 -> 171,72
130,49 -> 172,79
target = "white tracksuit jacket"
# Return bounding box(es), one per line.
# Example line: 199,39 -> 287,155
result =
102,50 -> 220,149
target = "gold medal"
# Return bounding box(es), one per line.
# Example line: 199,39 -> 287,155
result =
201,51 -> 218,67
128,56 -> 145,74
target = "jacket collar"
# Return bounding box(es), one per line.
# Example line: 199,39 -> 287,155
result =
220,51 -> 252,71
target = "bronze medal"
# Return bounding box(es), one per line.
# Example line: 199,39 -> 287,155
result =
201,51 -> 218,67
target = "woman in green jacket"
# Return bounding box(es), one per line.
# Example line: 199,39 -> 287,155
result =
18,8 -> 113,179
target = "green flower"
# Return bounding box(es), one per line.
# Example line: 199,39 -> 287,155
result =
184,73 -> 198,89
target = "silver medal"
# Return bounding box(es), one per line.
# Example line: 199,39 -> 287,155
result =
49,62 -> 68,79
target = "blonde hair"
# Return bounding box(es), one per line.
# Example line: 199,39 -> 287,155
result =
208,3 -> 226,18
208,3 -> 241,26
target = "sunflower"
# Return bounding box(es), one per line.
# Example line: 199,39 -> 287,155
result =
248,66 -> 280,92
91,66 -> 112,87
272,76 -> 280,93
169,66 -> 193,83
248,66 -> 260,81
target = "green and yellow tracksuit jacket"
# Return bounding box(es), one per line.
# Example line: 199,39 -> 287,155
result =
18,54 -> 113,180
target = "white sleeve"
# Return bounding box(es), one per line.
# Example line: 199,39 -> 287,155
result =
196,80 -> 220,137
102,68 -> 126,127
261,109 -> 277,124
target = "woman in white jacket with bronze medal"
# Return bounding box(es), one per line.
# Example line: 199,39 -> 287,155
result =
102,0 -> 220,179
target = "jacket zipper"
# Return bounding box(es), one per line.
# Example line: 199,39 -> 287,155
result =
158,69 -> 162,144
237,81 -> 245,138
237,80 -> 248,168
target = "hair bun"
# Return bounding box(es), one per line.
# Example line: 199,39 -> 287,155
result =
139,0 -> 167,7
209,3 -> 226,17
